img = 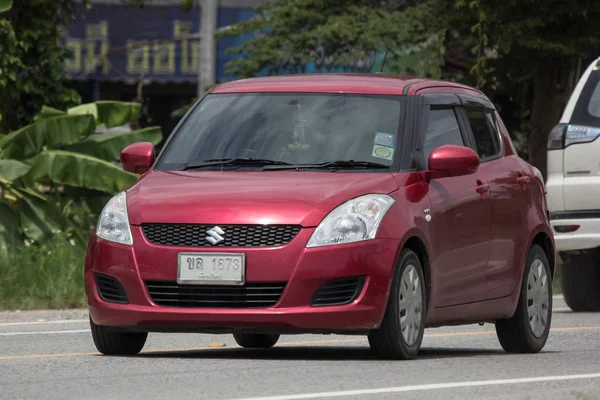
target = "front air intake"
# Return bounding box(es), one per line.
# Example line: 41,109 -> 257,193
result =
96,274 -> 129,304
310,276 -> 365,307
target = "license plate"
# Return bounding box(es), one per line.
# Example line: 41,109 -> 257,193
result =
177,253 -> 245,285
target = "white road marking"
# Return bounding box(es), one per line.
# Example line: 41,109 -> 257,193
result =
229,373 -> 600,400
0,329 -> 90,337
0,319 -> 88,327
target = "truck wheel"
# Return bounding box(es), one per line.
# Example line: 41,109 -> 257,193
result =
560,250 -> 600,312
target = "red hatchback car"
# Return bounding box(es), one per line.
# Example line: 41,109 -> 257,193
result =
86,74 -> 555,359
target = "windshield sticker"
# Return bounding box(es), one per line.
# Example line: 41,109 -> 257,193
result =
372,144 -> 394,160
374,132 -> 395,147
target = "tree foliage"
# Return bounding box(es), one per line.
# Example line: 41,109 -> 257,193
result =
221,0 -> 446,78
0,0 -> 93,133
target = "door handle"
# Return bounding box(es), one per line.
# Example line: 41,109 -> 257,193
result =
475,183 -> 490,194
517,176 -> 530,184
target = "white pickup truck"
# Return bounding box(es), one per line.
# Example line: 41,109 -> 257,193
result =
546,56 -> 600,311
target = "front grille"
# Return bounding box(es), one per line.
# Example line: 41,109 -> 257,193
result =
141,224 -> 302,248
310,276 -> 365,307
145,281 -> 286,308
96,274 -> 128,304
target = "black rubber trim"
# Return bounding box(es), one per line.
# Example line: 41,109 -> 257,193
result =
402,80 -> 426,95
95,273 -> 129,304
310,276 -> 366,307
550,210 -> 600,220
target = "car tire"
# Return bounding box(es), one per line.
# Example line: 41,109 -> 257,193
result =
233,333 -> 280,348
368,248 -> 426,360
495,244 -> 552,353
560,250 -> 600,312
90,317 -> 147,356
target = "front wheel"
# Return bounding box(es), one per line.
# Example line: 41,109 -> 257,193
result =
233,333 -> 280,348
90,317 -> 147,356
368,248 -> 426,360
495,244 -> 552,353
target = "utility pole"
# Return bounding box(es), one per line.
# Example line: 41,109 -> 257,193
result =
198,0 -> 217,98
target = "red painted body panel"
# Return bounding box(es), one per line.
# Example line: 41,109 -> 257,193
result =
86,232 -> 402,332
120,142 -> 155,174
85,74 -> 555,335
126,171 -> 399,227
484,156 -> 532,300
211,74 -> 479,96
425,166 -> 492,307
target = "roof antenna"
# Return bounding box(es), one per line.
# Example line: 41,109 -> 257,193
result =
379,49 -> 390,73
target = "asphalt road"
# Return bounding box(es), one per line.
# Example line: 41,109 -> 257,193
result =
1,296 -> 599,400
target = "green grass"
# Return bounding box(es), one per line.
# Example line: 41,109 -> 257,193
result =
553,260 -> 563,295
0,237 -> 87,311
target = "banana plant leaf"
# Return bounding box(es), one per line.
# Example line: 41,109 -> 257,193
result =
0,202 -> 21,251
0,0 -> 12,12
68,101 -> 142,128
64,126 -> 162,161
0,159 -> 31,181
25,150 -> 138,194
39,106 -> 66,118
0,115 -> 96,160
15,189 -> 67,242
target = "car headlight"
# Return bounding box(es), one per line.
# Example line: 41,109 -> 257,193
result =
96,191 -> 133,245
306,194 -> 395,248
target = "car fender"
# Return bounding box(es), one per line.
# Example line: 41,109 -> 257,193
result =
373,228 -> 434,328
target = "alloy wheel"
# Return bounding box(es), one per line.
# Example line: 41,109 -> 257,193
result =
399,264 -> 423,346
527,258 -> 550,338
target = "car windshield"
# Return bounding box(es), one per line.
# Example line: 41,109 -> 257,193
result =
155,93 -> 405,171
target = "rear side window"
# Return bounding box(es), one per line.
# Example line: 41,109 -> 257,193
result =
464,107 -> 501,160
423,107 -> 464,165
589,81 -> 600,118
572,70 -> 600,127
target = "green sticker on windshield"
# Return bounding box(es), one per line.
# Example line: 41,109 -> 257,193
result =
372,144 -> 394,160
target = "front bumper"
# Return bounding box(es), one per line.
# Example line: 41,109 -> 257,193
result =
550,214 -> 600,252
85,226 -> 401,333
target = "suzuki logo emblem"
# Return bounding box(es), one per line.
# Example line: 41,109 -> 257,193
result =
206,226 -> 225,245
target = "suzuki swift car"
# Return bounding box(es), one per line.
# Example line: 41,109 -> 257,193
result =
86,74 -> 555,359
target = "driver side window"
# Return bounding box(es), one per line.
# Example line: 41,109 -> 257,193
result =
423,107 -> 465,168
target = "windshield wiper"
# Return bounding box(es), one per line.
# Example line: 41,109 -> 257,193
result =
264,160 -> 390,171
182,157 -> 293,170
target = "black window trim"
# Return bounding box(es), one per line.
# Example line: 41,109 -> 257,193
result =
455,98 -> 505,164
413,93 -> 471,171
571,69 -> 600,127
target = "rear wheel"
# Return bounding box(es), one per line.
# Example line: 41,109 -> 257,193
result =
368,248 -> 426,360
560,250 -> 600,312
90,317 -> 147,356
233,333 -> 280,348
495,244 -> 552,353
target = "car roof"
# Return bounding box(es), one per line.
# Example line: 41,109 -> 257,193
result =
209,73 -> 486,97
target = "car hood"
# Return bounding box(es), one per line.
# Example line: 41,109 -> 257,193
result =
126,170 -> 399,227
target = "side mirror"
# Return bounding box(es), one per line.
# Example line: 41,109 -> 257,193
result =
428,144 -> 479,178
120,142 -> 155,174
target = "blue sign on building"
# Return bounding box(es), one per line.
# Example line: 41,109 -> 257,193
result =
60,2 -> 378,85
